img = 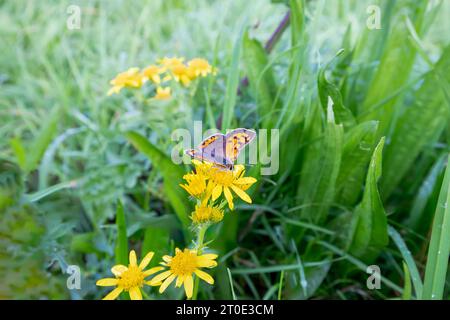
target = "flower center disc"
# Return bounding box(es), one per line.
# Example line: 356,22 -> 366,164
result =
169,251 -> 197,276
117,265 -> 144,290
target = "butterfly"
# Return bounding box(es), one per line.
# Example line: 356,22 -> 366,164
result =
185,128 -> 256,170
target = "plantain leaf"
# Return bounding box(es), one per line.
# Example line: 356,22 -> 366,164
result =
347,137 -> 388,261
318,50 -> 356,129
297,101 -> 343,224
359,1 -> 427,138
382,45 -> 450,197
125,131 -> 190,228
336,121 -> 378,206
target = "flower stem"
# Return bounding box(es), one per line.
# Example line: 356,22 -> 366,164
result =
191,224 -> 208,300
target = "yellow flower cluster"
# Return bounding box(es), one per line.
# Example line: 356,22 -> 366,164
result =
97,140 -> 257,300
181,160 -> 257,212
97,249 -> 217,300
107,57 -> 216,99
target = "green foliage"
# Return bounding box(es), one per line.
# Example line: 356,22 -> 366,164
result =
125,131 -> 191,228
243,31 -> 278,127
382,45 -> 450,197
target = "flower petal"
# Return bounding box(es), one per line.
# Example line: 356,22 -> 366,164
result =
143,266 -> 164,277
149,270 -> 172,285
129,250 -> 137,266
223,186 -> 234,210
196,257 -> 218,268
111,265 -> 128,277
230,185 -> 252,203
102,287 -> 123,300
159,274 -> 176,293
184,275 -> 194,298
234,165 -> 245,177
212,184 -> 222,201
162,255 -> 173,263
199,253 -> 218,260
176,274 -> 185,287
139,251 -> 154,270
195,269 -> 214,285
129,287 -> 142,300
96,278 -> 118,286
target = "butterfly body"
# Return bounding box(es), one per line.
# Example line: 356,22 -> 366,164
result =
185,128 -> 256,170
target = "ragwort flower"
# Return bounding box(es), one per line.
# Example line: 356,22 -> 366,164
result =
142,65 -> 164,84
180,171 -> 208,198
158,56 -> 185,70
168,63 -> 194,86
96,250 -> 163,300
191,204 -> 224,224
207,165 -> 257,210
107,67 -> 145,96
187,58 -> 215,77
149,248 -> 217,298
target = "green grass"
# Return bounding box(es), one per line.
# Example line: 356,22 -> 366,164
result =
0,0 -> 449,300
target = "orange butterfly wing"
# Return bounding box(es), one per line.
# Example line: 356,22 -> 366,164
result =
225,129 -> 256,162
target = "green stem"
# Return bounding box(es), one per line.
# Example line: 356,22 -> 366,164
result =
191,224 -> 208,300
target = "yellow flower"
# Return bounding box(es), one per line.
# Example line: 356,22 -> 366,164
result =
158,56 -> 185,70
187,58 -> 214,77
191,204 -> 224,224
107,67 -> 145,96
207,165 -> 257,210
142,65 -> 164,84
154,86 -> 171,100
149,248 -> 217,298
180,172 -> 207,198
169,63 -> 193,86
96,250 -> 163,300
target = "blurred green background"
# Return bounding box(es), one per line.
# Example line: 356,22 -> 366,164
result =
0,0 -> 449,300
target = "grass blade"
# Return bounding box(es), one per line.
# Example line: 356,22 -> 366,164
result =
26,180 -> 77,202
388,225 -> 423,298
25,106 -> 62,173
422,155 -> 450,299
402,261 -> 412,300
221,26 -> 244,130
243,31 -> 278,127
